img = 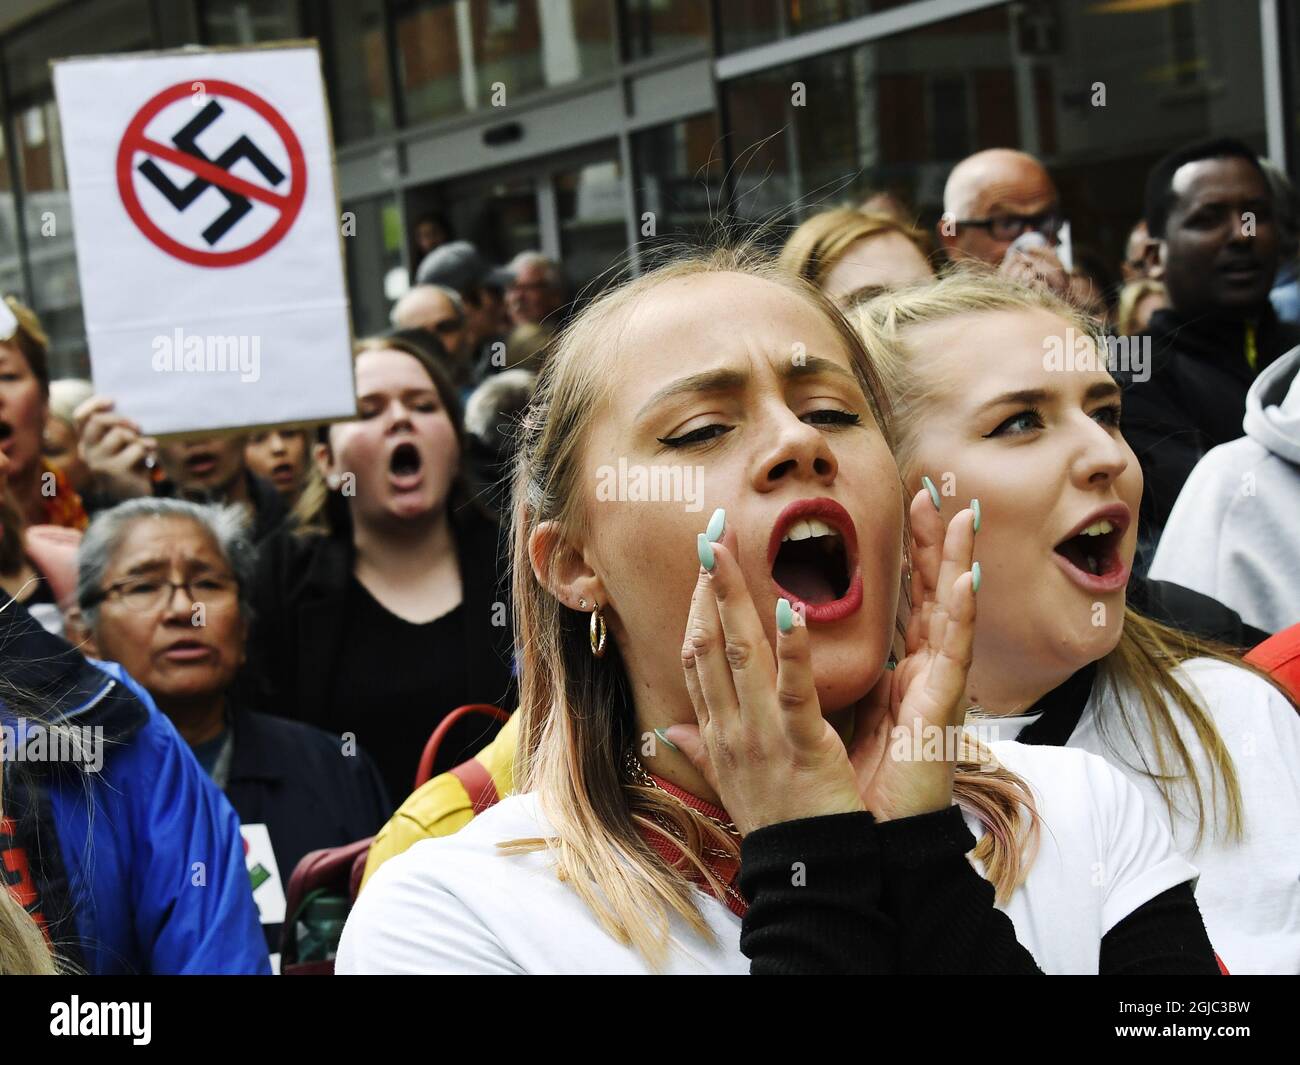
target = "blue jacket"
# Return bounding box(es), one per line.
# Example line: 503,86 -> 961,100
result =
0,603 -> 269,974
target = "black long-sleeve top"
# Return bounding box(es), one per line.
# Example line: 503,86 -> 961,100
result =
738,807 -> 1220,975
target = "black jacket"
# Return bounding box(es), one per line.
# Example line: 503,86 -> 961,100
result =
222,705 -> 391,954
1122,305 -> 1300,566
246,504 -> 515,792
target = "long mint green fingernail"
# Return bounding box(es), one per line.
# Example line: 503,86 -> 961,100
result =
776,597 -> 794,634
653,727 -> 679,752
922,475 -> 941,511
697,533 -> 715,571
706,507 -> 726,542
972,561 -> 982,593
971,498 -> 981,533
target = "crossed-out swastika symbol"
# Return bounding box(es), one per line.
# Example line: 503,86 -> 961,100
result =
117,80 -> 306,268
137,100 -> 285,245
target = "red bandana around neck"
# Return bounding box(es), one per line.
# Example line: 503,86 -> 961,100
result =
636,771 -> 746,918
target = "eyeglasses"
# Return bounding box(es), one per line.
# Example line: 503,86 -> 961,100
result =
89,574 -> 238,614
956,212 -> 1063,242
429,318 -> 464,336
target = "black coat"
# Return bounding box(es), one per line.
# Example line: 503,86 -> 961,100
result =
223,704 -> 390,956
1121,305 -> 1300,568
246,503 -> 515,796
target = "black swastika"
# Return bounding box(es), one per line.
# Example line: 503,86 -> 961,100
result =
137,100 -> 286,246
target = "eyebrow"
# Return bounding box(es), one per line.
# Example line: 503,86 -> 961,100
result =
120,557 -> 220,578
635,355 -> 859,421
976,380 -> 1121,414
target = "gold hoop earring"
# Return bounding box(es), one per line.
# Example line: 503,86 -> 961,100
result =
589,604 -> 607,658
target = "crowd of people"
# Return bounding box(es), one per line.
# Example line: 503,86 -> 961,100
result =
2,135 -> 1299,976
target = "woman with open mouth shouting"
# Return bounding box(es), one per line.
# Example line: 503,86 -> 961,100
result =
852,271 -> 1300,975
249,335 -> 515,809
339,250 -> 1220,975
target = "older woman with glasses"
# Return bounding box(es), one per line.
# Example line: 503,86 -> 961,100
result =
70,497 -> 392,959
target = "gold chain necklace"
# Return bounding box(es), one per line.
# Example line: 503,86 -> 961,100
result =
623,749 -> 742,840
623,749 -> 748,917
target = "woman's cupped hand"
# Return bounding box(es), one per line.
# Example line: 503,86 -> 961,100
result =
664,491 -> 978,833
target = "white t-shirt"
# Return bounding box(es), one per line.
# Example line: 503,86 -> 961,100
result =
973,658 -> 1300,975
337,741 -> 1195,975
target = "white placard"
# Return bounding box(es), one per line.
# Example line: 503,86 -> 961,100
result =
240,822 -> 286,926
53,44 -> 356,437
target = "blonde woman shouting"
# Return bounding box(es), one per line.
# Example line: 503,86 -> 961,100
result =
854,272 -> 1300,974
339,251 -> 1216,975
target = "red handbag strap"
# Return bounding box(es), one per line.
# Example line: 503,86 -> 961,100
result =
449,757 -> 500,814
414,704 -> 510,789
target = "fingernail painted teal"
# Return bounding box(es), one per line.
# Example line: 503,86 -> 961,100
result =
972,561 -> 982,593
706,507 -> 726,542
972,498 -> 981,533
697,533 -> 715,571
922,475 -> 941,511
776,597 -> 794,634
653,727 -> 679,752
885,651 -> 897,671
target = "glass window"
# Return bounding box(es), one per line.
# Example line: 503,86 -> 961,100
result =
633,112 -> 723,253
344,196 -> 406,338
200,0 -> 301,44
719,0 -> 877,55
2,0 -> 155,375
434,173 -> 541,266
393,0 -> 615,127
622,0 -> 712,61
322,0 -> 394,142
722,0 -> 1267,268
1285,0 -> 1300,182
556,156 -> 628,300
0,123 -> 24,305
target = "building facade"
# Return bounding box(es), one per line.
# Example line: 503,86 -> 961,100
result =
1,0 -> 1297,377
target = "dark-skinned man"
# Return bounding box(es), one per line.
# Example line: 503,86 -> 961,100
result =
1122,138 -> 1300,572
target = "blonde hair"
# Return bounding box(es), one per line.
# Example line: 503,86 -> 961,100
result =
779,208 -> 933,293
0,685 -> 56,975
1116,279 -> 1167,337
1,295 -> 51,396
0,886 -> 55,975
850,270 -> 1294,845
504,248 -> 1040,968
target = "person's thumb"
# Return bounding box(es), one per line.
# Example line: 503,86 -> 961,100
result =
660,723 -> 718,793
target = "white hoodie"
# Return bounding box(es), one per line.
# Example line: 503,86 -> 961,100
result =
1150,344 -> 1300,634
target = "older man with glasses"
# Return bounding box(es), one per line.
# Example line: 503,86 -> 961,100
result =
937,147 -> 1071,298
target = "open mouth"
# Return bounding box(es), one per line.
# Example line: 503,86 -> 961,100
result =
185,451 -> 218,476
270,461 -> 296,482
0,421 -> 13,447
389,441 -> 422,482
768,499 -> 863,623
1052,505 -> 1131,591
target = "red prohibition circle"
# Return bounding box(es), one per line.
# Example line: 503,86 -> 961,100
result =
116,79 -> 307,268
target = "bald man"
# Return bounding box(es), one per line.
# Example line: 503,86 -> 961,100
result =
938,149 -> 1072,298
390,284 -> 471,383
